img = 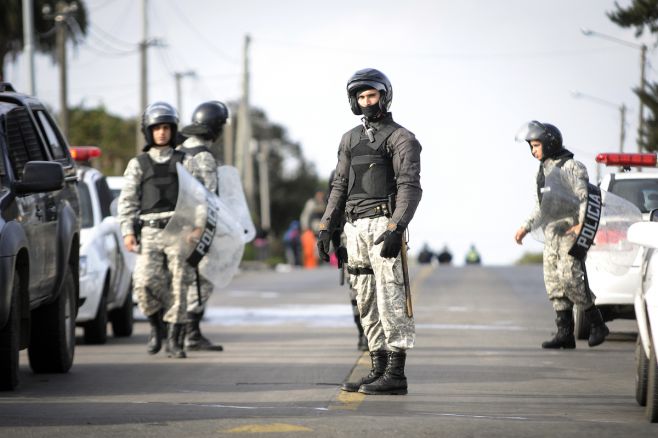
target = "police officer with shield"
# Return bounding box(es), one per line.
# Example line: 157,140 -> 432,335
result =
118,102 -> 199,359
514,121 -> 609,349
177,100 -> 229,352
317,68 -> 422,395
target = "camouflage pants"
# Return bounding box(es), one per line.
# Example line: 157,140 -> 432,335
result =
133,226 -> 194,323
186,272 -> 213,315
344,215 -> 415,352
543,226 -> 594,312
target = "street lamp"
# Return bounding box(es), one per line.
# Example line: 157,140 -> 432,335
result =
581,28 -> 647,153
571,90 -> 627,152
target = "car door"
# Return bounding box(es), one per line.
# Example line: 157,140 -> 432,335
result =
4,107 -> 50,298
32,109 -> 78,289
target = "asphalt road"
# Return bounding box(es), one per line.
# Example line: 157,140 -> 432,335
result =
1,264 -> 656,437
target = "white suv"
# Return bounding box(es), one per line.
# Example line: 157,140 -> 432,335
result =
578,154 -> 658,339
73,147 -> 135,344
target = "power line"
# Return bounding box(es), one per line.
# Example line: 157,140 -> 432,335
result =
163,0 -> 238,65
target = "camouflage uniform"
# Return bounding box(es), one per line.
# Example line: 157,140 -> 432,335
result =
118,147 -> 199,324
177,136 -> 218,314
521,156 -> 593,311
321,113 -> 422,352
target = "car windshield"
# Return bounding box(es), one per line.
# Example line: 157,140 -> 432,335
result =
608,178 -> 658,213
78,182 -> 94,228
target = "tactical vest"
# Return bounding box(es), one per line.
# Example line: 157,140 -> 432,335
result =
137,150 -> 185,214
347,122 -> 401,201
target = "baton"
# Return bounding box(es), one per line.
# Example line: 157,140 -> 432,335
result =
400,238 -> 413,317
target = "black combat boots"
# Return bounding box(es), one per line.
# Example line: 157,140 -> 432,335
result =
341,350 -> 388,392
542,310 -> 576,349
585,305 -> 609,347
146,311 -> 166,355
184,312 -> 223,351
167,323 -> 187,358
358,351 -> 408,395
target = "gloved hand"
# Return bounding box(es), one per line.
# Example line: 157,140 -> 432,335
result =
374,228 -> 404,258
317,230 -> 331,261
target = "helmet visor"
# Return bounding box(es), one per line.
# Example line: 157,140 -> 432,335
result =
348,80 -> 387,95
515,120 -> 546,143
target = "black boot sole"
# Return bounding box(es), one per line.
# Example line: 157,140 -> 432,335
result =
358,387 -> 408,395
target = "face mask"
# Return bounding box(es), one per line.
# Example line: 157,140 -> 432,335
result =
361,103 -> 381,120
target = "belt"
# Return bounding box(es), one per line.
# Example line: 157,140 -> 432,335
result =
347,266 -> 374,276
141,218 -> 170,229
346,204 -> 390,223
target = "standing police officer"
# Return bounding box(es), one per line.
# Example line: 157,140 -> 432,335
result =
118,102 -> 199,359
514,121 -> 609,349
317,68 -> 422,395
178,100 -> 229,352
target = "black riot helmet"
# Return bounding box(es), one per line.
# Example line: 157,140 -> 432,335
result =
141,102 -> 179,148
182,100 -> 229,141
346,68 -> 393,116
515,120 -> 563,158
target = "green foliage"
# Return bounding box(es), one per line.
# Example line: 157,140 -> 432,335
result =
636,82 -> 658,152
0,0 -> 88,80
608,0 -> 658,37
66,105 -> 136,175
515,252 -> 543,265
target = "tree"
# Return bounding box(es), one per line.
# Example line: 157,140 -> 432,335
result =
608,0 -> 658,151
67,105 -> 136,176
0,0 -> 88,81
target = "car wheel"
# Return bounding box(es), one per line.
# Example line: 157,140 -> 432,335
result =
636,335 -> 649,406
28,265 -> 76,373
647,344 -> 658,422
83,290 -> 107,345
109,287 -> 133,338
573,306 -> 590,340
0,274 -> 21,390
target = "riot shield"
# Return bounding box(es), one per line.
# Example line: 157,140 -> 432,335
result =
162,163 -> 246,289
217,165 -> 256,243
529,165 -> 581,242
529,165 -> 641,273
586,190 -> 642,275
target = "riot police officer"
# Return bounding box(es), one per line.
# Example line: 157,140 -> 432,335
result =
317,68 -> 423,395
514,121 -> 609,349
178,100 -> 229,351
118,102 -> 199,359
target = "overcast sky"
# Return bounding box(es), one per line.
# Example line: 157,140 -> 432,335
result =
5,0 -> 657,265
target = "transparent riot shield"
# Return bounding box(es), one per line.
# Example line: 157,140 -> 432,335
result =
162,163 -> 245,289
530,165 -> 581,242
586,190 -> 642,275
217,165 -> 256,243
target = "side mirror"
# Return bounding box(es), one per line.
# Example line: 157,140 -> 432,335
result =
13,161 -> 64,195
650,209 -> 658,222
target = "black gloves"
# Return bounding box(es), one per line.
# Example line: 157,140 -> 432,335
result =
374,229 -> 404,258
317,230 -> 331,262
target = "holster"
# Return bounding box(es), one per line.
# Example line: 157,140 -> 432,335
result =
133,218 -> 143,244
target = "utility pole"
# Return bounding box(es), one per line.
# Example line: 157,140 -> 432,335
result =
638,44 -> 647,153
258,140 -> 271,232
137,0 -> 148,154
45,1 -> 77,138
174,70 -> 196,122
620,103 -> 627,154
22,0 -> 35,95
235,34 -> 254,207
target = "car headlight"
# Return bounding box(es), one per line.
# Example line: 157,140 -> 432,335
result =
79,255 -> 88,277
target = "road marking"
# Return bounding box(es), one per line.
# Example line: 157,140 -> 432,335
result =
411,264 -> 436,301
224,423 -> 313,433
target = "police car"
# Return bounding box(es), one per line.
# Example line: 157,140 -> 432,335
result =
576,153 -> 658,339
627,210 -> 658,422
73,147 -> 135,344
